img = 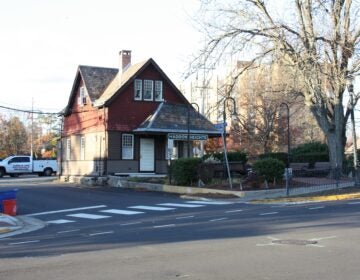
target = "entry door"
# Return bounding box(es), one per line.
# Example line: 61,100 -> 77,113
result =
140,138 -> 155,172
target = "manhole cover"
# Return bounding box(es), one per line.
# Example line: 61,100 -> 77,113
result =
272,239 -> 318,246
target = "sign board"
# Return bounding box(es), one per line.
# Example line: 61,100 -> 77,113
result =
214,122 -> 227,132
168,133 -> 208,141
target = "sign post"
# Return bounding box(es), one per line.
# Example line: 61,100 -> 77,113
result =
215,122 -> 233,189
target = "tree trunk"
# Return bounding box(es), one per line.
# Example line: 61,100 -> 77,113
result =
326,131 -> 344,171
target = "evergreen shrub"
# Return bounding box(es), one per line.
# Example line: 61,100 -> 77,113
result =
253,158 -> 285,184
170,158 -> 201,186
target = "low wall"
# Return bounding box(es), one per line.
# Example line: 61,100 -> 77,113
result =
59,175 -> 356,201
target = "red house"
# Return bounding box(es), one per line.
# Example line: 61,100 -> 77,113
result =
60,50 -> 219,177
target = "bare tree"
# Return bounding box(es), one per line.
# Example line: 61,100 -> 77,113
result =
190,0 -> 360,169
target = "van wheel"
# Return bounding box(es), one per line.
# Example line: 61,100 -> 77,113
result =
44,168 -> 53,176
0,168 -> 4,178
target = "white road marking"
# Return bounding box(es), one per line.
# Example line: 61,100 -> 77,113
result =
176,215 -> 195,220
225,209 -> 243,213
100,209 -> 144,215
27,205 -> 107,217
153,224 -> 175,228
67,213 -> 111,219
309,206 -> 325,210
47,219 -> 75,224
209,217 -> 228,222
158,203 -> 204,208
348,201 -> 360,205
259,212 -> 278,216
9,240 -> 40,245
186,201 -> 233,205
120,221 -> 142,226
57,229 -> 80,234
89,231 -> 114,236
309,236 -> 337,241
128,206 -> 175,211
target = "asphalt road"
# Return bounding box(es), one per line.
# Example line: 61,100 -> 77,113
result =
1,179 -> 360,279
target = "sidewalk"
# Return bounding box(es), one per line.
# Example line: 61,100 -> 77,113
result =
0,214 -> 46,239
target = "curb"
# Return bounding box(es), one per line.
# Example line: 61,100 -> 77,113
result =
251,192 -> 360,204
0,215 -> 46,239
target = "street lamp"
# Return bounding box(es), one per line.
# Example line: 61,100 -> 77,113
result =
280,102 -> 290,168
280,102 -> 290,196
222,97 -> 238,190
346,75 -> 358,169
223,97 -> 238,149
187,102 -> 200,157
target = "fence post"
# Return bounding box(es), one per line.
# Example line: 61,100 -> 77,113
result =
285,168 -> 290,196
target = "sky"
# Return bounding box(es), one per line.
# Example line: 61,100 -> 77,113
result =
0,0 -> 201,113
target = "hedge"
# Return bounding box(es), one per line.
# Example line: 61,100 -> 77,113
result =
170,158 -> 201,186
259,152 -> 288,165
203,151 -> 247,163
253,158 -> 285,183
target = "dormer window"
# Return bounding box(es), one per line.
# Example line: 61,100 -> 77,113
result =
134,79 -> 142,100
155,80 -> 163,101
79,86 -> 87,106
134,79 -> 163,102
144,80 -> 153,101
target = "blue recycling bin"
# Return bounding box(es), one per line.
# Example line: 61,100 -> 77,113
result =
0,189 -> 18,214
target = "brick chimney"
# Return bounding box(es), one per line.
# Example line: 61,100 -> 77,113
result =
119,50 -> 131,73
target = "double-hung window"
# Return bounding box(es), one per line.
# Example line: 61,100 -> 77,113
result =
122,134 -> 134,159
134,79 -> 142,100
80,136 -> 85,160
154,80 -> 163,101
143,80 -> 153,101
79,86 -> 87,106
66,138 -> 71,160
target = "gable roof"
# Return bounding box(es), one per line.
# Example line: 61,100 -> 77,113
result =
93,60 -> 148,106
134,102 -> 220,135
64,65 -> 118,115
65,57 -> 188,115
79,65 -> 118,101
93,58 -> 188,107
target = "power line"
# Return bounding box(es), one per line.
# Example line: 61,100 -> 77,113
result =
0,104 -> 62,115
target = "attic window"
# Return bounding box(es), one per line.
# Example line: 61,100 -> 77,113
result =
79,86 -> 87,106
155,80 -> 163,101
144,80 -> 153,101
134,79 -> 142,100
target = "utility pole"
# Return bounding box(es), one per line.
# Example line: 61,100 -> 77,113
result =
31,98 -> 34,158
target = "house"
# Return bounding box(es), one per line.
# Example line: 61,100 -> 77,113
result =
59,50 -> 220,177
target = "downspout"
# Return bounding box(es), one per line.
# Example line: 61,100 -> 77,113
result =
59,114 -> 64,178
103,106 -> 108,175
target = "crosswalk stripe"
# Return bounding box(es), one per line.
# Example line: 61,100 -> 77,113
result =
67,213 -> 111,219
27,205 -> 107,217
100,209 -> 144,215
158,203 -> 204,208
128,205 -> 175,211
186,201 -> 233,205
47,219 -> 75,224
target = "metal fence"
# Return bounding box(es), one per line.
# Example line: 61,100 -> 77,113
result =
285,166 -> 359,196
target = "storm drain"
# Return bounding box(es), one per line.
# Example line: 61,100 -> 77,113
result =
271,239 -> 318,246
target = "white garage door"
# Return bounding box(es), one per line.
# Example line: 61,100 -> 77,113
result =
140,138 -> 155,172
